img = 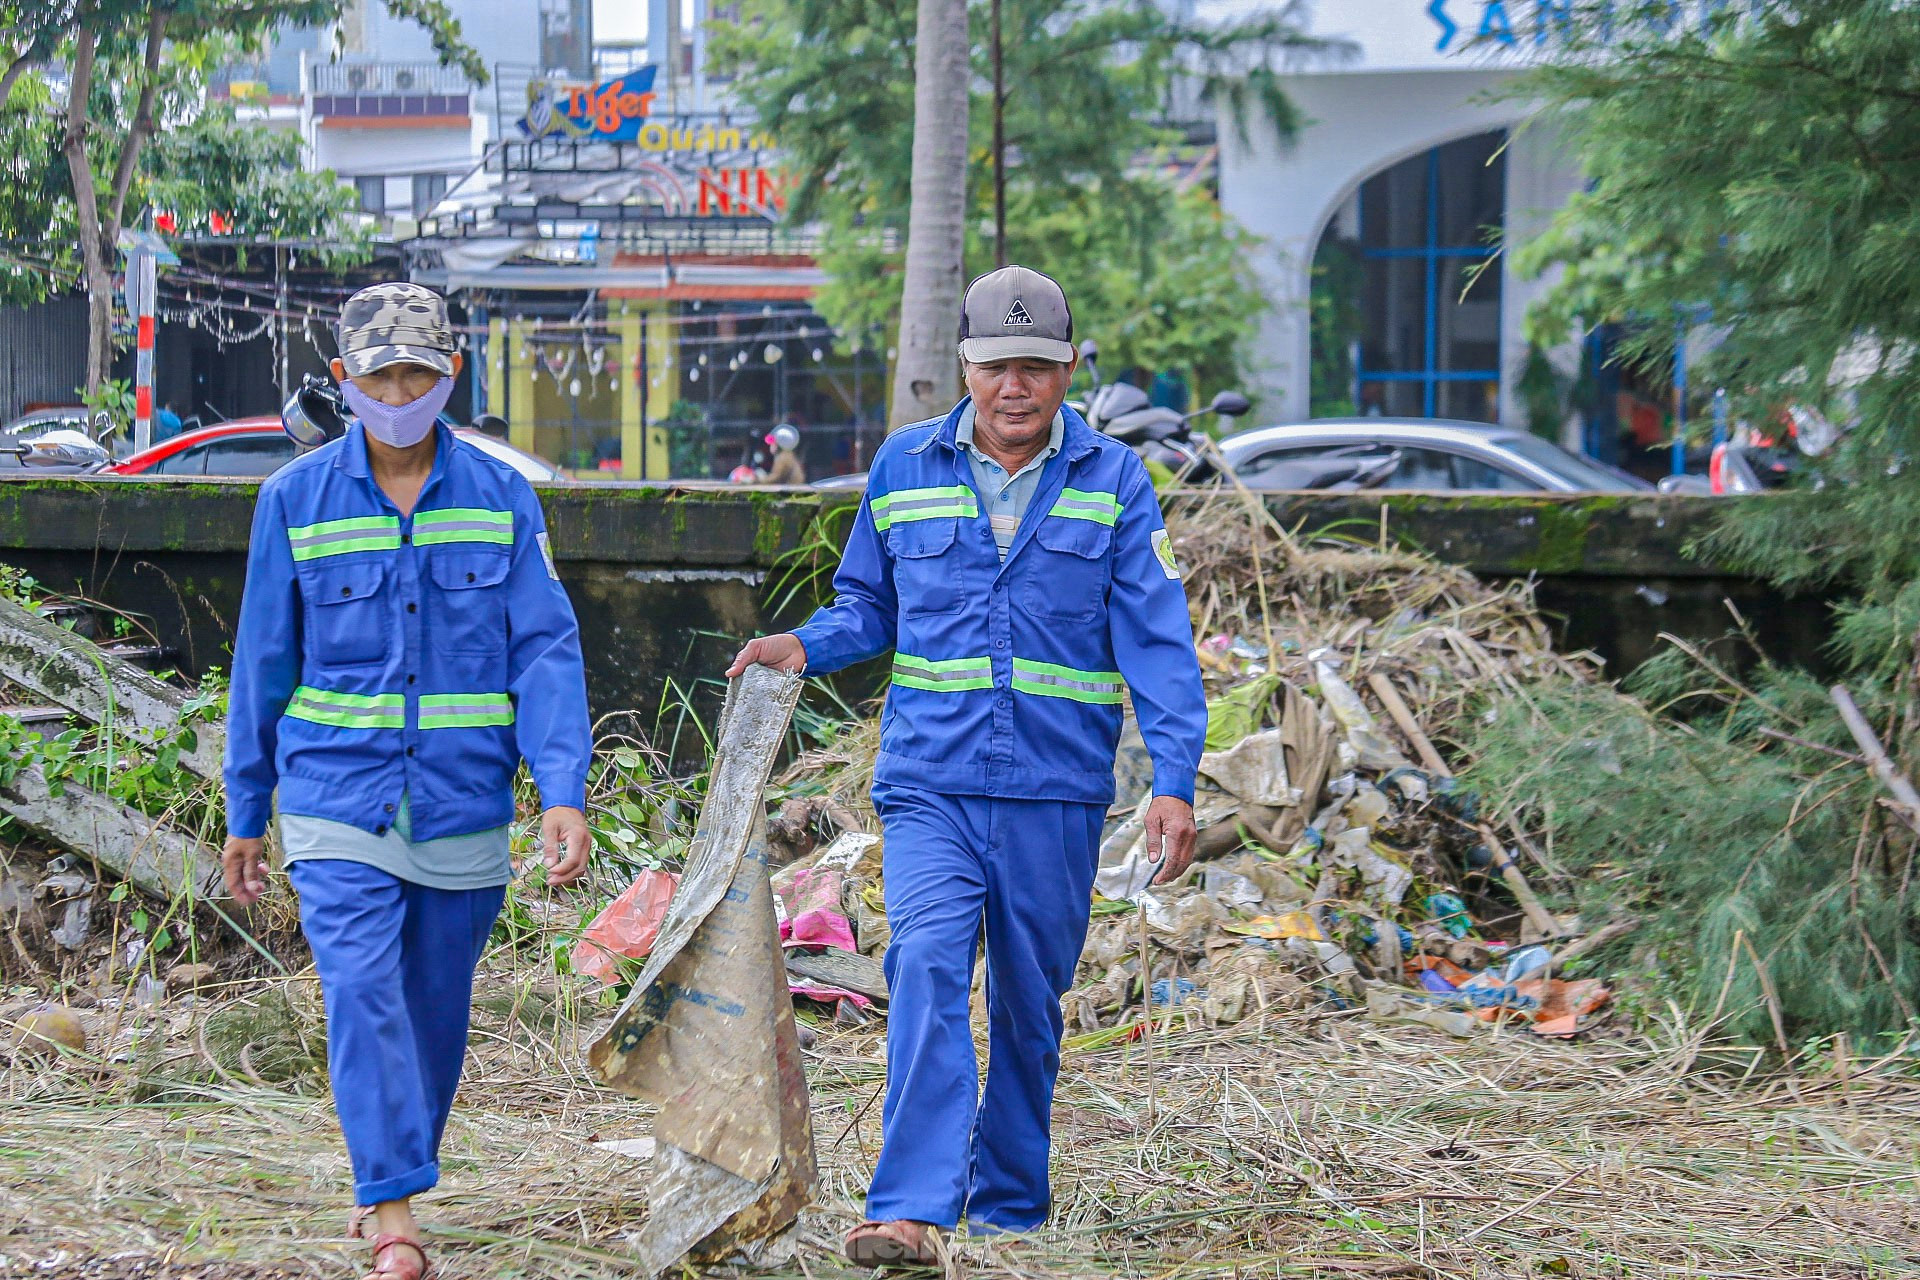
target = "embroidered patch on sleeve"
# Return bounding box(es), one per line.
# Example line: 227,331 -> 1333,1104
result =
1152,528 -> 1182,580
537,531 -> 560,580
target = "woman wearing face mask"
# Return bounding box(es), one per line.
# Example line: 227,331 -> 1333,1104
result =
221,283 -> 592,1280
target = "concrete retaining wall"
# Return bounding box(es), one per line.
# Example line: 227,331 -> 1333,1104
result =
0,479 -> 1822,728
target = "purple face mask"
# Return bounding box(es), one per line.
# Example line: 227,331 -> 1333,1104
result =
342,376 -> 454,449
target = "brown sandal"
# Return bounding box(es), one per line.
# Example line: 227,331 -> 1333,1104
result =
844,1219 -> 940,1268
364,1233 -> 430,1280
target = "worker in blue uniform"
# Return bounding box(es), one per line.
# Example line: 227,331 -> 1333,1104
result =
729,266 -> 1207,1266
221,283 -> 592,1280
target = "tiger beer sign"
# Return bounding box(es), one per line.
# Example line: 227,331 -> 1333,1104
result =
518,67 -> 659,142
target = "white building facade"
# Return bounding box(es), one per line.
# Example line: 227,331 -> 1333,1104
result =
1218,0 -> 1590,428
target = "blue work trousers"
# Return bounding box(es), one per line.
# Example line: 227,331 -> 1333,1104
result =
289,859 -> 504,1206
866,784 -> 1104,1231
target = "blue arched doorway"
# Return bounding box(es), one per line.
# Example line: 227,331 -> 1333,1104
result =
1312,130 -> 1507,422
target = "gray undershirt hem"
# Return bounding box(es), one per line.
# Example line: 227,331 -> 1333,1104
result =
280,791 -> 512,891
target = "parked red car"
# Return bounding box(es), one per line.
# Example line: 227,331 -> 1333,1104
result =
107,418 -> 299,477
107,417 -> 566,482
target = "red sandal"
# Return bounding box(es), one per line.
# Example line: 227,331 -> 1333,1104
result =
364,1233 -> 430,1280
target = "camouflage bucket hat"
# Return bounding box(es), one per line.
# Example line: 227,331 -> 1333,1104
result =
337,282 -> 456,377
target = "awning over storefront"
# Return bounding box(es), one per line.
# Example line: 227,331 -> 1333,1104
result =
437,256 -> 824,300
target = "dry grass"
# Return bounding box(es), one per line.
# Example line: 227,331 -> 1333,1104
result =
3,962 -> 1916,1279
4,492 -> 1915,1277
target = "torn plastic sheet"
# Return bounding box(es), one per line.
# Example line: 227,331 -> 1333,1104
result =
587,666 -> 818,1275
1094,790 -> 1240,901
1196,728 -> 1299,808
1310,649 -> 1412,773
1325,827 -> 1415,906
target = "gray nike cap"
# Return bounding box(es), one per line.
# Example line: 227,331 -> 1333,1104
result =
957,265 -> 1075,364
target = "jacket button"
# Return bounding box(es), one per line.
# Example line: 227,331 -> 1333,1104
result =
466,571 -> 476,583
374,825 -> 387,836
406,746 -> 415,757
341,586 -> 352,597
406,602 -> 417,613
995,638 -> 1006,649
384,803 -> 395,814
401,532 -> 410,543
407,674 -> 416,685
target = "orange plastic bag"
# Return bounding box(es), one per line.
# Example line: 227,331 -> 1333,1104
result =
571,869 -> 680,986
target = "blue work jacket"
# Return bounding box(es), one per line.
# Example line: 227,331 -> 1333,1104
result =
793,399 -> 1206,806
223,421 -> 591,842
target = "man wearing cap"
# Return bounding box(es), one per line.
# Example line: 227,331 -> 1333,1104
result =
729,266 -> 1206,1263
221,282 -> 592,1280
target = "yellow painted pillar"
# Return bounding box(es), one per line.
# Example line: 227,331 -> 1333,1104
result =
643,302 -> 675,479
506,318 -> 536,458
486,315 -> 506,422
616,305 -> 643,480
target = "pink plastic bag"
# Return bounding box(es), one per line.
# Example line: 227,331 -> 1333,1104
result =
773,865 -> 858,953
571,869 -> 680,986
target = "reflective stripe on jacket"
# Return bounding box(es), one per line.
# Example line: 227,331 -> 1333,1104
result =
792,399 -> 1206,805
222,422 -> 591,842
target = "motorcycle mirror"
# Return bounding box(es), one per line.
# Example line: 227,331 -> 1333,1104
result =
282,373 -> 347,449
470,412 -> 509,440
1209,391 -> 1251,418
1078,339 -> 1099,363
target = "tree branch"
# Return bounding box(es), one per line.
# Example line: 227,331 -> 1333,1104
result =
0,47 -> 35,109
105,4 -> 168,238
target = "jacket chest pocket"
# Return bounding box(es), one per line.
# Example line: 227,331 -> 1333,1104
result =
304,561 -> 391,666
1021,519 -> 1112,622
429,548 -> 512,654
888,518 -> 965,616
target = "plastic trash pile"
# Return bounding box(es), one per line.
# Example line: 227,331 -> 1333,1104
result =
1069,642 -> 1613,1041
602,496 -> 1619,1040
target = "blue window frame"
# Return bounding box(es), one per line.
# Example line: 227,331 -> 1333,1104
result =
1353,133 -> 1506,421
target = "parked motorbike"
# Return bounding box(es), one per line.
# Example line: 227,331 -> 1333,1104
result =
1076,340 -> 1250,482
1245,443 -> 1405,492
282,373 -> 350,447
0,430 -> 113,475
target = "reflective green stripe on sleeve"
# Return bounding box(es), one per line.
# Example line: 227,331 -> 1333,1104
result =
1011,657 -> 1125,705
287,515 -> 402,561
412,507 -> 514,547
1047,488 -> 1122,526
870,485 -> 978,531
418,692 -> 515,729
891,653 -> 994,693
285,685 -> 405,729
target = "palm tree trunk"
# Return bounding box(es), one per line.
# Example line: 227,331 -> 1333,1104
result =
63,9 -> 168,398
59,27 -> 104,396
887,0 -> 971,431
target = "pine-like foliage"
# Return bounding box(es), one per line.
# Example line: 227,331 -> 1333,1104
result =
1480,2 -> 1920,1046
1517,2 -> 1920,668
1466,657 -> 1918,1048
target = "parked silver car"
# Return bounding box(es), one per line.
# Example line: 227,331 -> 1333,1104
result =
1216,418 -> 1652,493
